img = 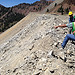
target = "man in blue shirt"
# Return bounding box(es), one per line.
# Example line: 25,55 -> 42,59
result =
54,16 -> 75,49
68,11 -> 74,23
68,11 -> 74,34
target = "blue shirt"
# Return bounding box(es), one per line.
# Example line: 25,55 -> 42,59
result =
69,17 -> 74,23
66,22 -> 75,28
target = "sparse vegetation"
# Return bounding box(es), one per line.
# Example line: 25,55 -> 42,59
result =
57,5 -> 64,15
0,12 -> 25,32
46,9 -> 49,12
0,6 -> 9,17
0,0 -> 52,33
54,3 -> 57,7
65,8 -> 69,14
38,6 -> 42,10
33,7 -> 35,10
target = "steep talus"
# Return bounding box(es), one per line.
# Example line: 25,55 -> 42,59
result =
0,13 -> 75,75
0,12 -> 40,45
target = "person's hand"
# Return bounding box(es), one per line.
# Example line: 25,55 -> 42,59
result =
54,26 -> 58,29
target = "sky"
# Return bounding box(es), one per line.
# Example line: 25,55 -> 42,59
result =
0,0 -> 40,7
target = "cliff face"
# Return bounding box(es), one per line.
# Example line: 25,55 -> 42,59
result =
0,0 -> 53,33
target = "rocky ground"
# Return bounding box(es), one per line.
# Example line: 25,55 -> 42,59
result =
0,14 -> 75,75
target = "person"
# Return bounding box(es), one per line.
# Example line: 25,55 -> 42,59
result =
54,16 -> 75,49
68,11 -> 74,34
68,11 -> 74,23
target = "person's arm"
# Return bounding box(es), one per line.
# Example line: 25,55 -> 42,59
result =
54,24 -> 67,29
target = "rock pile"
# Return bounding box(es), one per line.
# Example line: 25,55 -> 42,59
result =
0,14 -> 75,75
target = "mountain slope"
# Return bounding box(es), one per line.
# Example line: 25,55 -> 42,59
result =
40,0 -> 64,13
0,0 -> 53,33
0,13 -> 74,75
0,4 -> 9,17
49,0 -> 75,15
0,12 -> 40,45
63,0 -> 75,5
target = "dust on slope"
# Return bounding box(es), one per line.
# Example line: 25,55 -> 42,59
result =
0,13 -> 75,75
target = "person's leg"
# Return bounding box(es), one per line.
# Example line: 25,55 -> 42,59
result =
61,34 -> 75,49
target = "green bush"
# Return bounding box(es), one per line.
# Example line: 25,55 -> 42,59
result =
46,9 -> 49,12
65,8 -> 69,14
54,3 -> 57,7
57,5 -> 64,15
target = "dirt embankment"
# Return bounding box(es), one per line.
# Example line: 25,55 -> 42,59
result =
0,13 -> 74,75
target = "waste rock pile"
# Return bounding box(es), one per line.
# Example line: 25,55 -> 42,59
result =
0,14 -> 75,75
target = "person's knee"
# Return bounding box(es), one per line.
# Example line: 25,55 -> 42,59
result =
66,34 -> 70,38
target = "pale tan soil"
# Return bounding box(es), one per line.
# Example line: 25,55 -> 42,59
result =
0,12 -> 40,45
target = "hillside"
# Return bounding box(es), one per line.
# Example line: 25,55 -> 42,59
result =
49,0 -> 75,15
0,0 -> 75,75
0,4 -> 9,17
63,0 -> 75,5
0,0 -> 53,33
40,0 -> 64,13
0,13 -> 75,75
0,12 -> 40,45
